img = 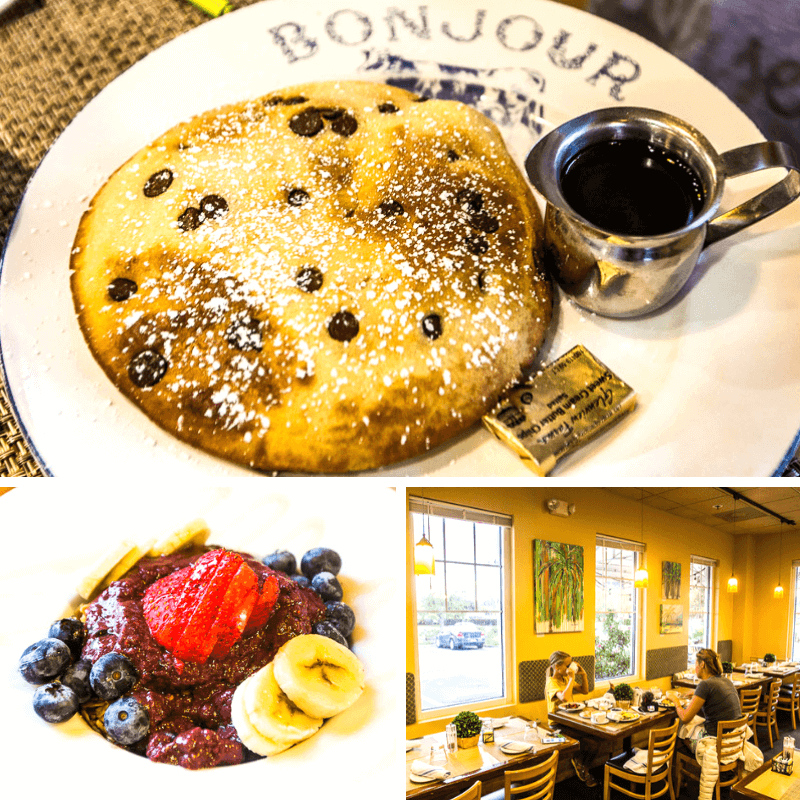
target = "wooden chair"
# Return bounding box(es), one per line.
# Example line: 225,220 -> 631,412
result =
674,717 -> 748,800
755,680 -> 781,749
604,719 -> 678,800
452,781 -> 482,800
777,673 -> 800,729
738,685 -> 762,748
502,751 -> 559,800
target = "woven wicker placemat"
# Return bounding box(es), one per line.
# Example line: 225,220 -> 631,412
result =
0,0 -> 264,476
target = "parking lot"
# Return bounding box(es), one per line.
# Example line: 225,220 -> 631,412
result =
418,643 -> 504,709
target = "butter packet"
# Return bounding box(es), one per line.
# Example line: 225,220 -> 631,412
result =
483,345 -> 636,475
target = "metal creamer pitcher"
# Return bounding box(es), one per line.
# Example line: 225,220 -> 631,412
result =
525,107 -> 800,318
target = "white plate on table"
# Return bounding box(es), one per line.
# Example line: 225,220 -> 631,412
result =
2,483 -> 399,800
2,0 -> 799,478
560,702 -> 586,713
410,771 -> 449,784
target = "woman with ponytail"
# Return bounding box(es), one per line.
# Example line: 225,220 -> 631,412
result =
666,648 -> 741,752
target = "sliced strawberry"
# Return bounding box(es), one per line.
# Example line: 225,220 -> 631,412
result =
208,562 -> 258,659
142,565 -> 194,651
244,572 -> 280,633
173,550 -> 250,664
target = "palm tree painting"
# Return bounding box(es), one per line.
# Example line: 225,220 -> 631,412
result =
662,561 -> 682,600
533,540 -> 584,633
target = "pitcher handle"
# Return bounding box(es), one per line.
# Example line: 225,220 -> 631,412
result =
704,141 -> 800,248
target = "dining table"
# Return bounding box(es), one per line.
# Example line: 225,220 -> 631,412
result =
732,664 -> 800,681
672,672 -> 776,699
406,717 -> 579,800
731,750 -> 800,800
548,701 -> 678,756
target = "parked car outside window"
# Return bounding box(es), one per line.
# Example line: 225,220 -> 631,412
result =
435,622 -> 486,650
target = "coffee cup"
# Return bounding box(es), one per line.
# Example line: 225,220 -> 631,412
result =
591,711 -> 607,724
525,107 -> 800,317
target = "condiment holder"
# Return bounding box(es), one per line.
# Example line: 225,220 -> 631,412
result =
525,107 -> 800,317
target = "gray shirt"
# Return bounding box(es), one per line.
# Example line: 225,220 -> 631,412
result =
695,675 -> 742,737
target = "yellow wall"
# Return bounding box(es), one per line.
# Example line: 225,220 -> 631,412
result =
406,487 -> 737,737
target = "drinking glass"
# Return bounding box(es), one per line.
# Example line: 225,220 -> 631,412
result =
445,724 -> 458,754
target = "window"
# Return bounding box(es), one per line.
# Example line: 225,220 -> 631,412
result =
790,562 -> 800,660
688,556 -> 716,662
409,497 -> 512,716
595,535 -> 643,681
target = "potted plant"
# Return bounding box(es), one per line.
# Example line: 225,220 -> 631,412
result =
764,653 -> 777,664
612,682 -> 634,709
453,711 -> 482,748
722,661 -> 734,678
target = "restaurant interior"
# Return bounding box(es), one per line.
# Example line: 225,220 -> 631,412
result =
406,487 -> 800,800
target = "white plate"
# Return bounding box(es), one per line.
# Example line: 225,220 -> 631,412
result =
2,483 -> 399,800
2,0 -> 799,477
560,702 -> 585,713
608,711 -> 642,723
409,772 -> 445,784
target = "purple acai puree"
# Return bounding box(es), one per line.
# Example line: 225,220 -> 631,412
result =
81,549 -> 326,768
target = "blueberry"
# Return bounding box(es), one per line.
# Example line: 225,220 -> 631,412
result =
311,571 -> 343,602
90,653 -> 138,701
291,575 -> 311,589
314,620 -> 348,647
301,547 -> 342,578
48,618 -> 85,660
33,682 -> 79,723
61,658 -> 94,703
19,638 -> 72,684
325,601 -> 356,638
262,550 -> 297,575
104,696 -> 150,745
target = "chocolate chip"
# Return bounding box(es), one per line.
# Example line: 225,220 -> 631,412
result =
226,317 -> 263,352
200,194 -> 228,221
378,102 -> 398,114
478,271 -> 488,291
469,213 -> 499,234
128,350 -> 168,388
289,108 -> 324,137
330,112 -> 358,137
457,189 -> 483,213
287,188 -> 310,206
265,95 -> 307,106
421,314 -> 443,340
447,150 -> 460,162
327,311 -> 359,342
414,96 -> 430,102
296,266 -> 323,293
343,208 -> 355,218
317,107 -> 345,120
143,169 -> 173,198
108,278 -> 138,302
177,207 -> 202,231
378,200 -> 404,217
465,234 -> 489,255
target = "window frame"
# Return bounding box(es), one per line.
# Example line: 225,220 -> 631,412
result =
594,534 -> 645,685
688,555 -> 717,663
409,498 -> 514,721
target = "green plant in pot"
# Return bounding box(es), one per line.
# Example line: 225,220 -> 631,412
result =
453,711 -> 482,748
612,682 -> 634,709
764,653 -> 777,664
722,661 -> 734,676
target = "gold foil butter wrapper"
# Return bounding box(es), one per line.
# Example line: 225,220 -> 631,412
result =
483,345 -> 636,476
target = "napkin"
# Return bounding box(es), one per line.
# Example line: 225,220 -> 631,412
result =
410,760 -> 451,780
622,748 -> 669,774
497,738 -> 534,753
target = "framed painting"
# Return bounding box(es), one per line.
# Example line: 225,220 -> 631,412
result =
662,561 -> 682,600
660,603 -> 684,634
533,540 -> 584,633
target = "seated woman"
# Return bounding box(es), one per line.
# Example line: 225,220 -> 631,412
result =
666,648 -> 742,752
545,650 -> 599,787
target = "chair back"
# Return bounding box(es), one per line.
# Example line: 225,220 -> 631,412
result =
784,672 -> 800,699
644,719 -> 679,778
739,686 -> 762,719
767,680 -> 782,710
453,780 -> 482,800
504,751 -> 558,800
715,716 -> 748,774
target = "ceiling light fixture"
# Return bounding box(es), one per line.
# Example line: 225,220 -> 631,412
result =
775,521 -> 785,599
727,495 -> 739,594
634,489 -> 649,588
414,495 -> 436,576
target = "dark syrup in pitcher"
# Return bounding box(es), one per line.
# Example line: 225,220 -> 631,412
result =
559,139 -> 705,236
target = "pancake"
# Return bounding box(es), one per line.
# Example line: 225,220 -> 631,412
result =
70,80 -> 551,472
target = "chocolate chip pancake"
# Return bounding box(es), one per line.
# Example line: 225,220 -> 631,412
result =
70,80 -> 551,472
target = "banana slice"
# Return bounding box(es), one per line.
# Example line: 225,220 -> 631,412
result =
76,540 -> 139,600
230,678 -> 293,756
272,634 -> 365,718
99,538 -> 155,590
244,662 -> 323,745
147,519 -> 211,557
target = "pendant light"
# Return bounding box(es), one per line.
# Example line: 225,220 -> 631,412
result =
727,495 -> 739,593
414,495 -> 436,576
774,521 -> 785,599
634,489 -> 649,588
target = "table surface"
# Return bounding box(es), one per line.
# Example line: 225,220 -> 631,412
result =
733,665 -> 800,679
406,717 -> 579,800
732,752 -> 800,800
672,674 -> 777,694
548,704 -> 676,742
